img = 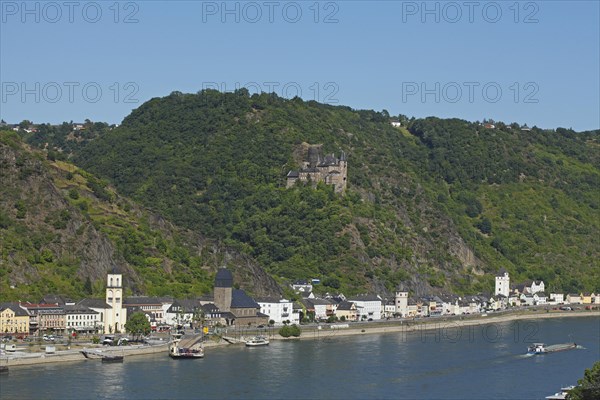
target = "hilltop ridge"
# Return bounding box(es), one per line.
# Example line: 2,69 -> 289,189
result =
3,89 -> 599,299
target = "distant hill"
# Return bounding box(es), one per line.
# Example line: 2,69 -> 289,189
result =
9,89 -> 600,297
0,131 -> 280,301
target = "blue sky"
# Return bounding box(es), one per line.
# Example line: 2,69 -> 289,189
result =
1,1 -> 599,130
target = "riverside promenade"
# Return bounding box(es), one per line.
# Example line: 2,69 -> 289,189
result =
2,309 -> 598,368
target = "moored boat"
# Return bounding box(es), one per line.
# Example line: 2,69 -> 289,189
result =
169,346 -> 204,358
169,331 -> 204,358
245,336 -> 269,347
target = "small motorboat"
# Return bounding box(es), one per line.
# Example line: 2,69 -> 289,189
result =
245,336 -> 269,347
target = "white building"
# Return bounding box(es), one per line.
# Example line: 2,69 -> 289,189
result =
495,269 -> 510,298
105,273 -> 127,334
383,300 -> 396,318
566,294 -> 582,304
256,297 -> 299,325
291,280 -> 313,294
309,298 -> 334,321
529,280 -> 545,294
348,295 -> 382,320
549,293 -> 564,304
65,304 -> 100,334
534,292 -> 547,305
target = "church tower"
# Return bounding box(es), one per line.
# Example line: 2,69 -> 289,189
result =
105,273 -> 126,333
214,268 -> 233,312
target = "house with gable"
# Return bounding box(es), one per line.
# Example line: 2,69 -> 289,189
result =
347,294 -> 382,320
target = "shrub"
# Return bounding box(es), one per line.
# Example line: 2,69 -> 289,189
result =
278,325 -> 291,338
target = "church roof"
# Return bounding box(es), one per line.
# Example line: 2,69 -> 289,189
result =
231,289 -> 259,309
215,268 -> 233,288
78,298 -> 111,309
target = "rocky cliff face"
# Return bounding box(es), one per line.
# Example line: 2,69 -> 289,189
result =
0,132 -> 281,301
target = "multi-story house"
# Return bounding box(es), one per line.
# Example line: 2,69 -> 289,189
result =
256,297 -> 299,325
348,294 -> 382,320
20,303 -> 66,335
0,303 -> 30,334
65,304 -> 100,334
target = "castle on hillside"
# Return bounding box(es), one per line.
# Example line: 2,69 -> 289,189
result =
286,148 -> 347,194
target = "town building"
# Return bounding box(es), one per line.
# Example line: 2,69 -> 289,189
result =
256,297 -> 299,325
65,304 -> 100,334
495,269 -> 510,297
580,293 -> 593,304
0,303 -> 30,334
348,294 -> 382,320
290,280 -> 313,294
123,297 -> 173,326
394,291 -> 409,317
19,302 -> 66,335
549,293 -> 565,304
334,301 -> 357,321
105,273 -> 127,334
566,294 -> 582,304
212,268 -> 269,326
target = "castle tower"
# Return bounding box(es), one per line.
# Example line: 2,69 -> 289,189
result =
395,291 -> 408,317
339,151 -> 348,192
105,273 -> 127,334
495,269 -> 510,298
214,268 -> 233,312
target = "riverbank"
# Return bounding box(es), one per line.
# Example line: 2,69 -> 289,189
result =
1,343 -> 169,367
2,309 -> 597,368
279,309 -> 600,342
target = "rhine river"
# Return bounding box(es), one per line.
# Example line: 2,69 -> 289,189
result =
1,317 -> 598,400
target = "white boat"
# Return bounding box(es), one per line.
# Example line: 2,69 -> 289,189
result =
245,336 -> 269,347
545,385 -> 575,399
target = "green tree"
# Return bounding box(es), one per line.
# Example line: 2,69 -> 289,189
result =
477,217 -> 492,234
125,312 -> 151,340
567,361 -> 600,400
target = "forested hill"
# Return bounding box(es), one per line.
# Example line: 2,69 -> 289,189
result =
10,89 -> 599,298
63,89 -> 598,295
0,131 -> 281,301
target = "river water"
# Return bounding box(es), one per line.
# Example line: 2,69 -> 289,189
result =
1,317 -> 598,399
